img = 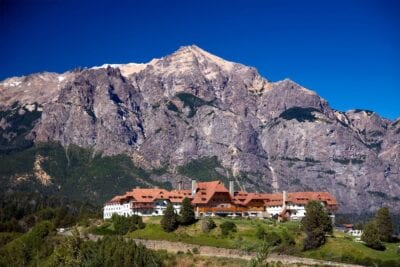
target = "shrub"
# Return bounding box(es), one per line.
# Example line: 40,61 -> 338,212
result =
255,226 -> 266,240
281,229 -> 295,245
220,221 -> 236,236
264,232 -> 282,246
200,218 -> 216,233
79,236 -> 163,267
111,214 -> 145,235
192,247 -> 200,254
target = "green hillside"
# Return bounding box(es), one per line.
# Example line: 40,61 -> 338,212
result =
0,142 -> 171,205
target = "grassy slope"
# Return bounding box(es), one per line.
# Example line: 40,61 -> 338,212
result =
129,217 -> 300,252
300,231 -> 400,266
127,217 -> 400,266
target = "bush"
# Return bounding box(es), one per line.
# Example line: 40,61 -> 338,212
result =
111,214 -> 145,235
281,229 -> 296,245
264,232 -> 282,247
51,235 -> 163,267
220,221 -> 237,236
255,226 -> 266,240
201,218 -> 216,233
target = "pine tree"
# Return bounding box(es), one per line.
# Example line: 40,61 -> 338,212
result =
374,207 -> 393,242
161,202 -> 178,232
301,200 -> 332,250
179,198 -> 196,225
361,221 -> 385,250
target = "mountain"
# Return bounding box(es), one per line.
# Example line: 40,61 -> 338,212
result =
1,45 -> 399,212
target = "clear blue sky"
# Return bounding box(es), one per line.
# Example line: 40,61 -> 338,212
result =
1,0 -> 399,119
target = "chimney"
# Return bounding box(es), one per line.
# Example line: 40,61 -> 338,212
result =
229,180 -> 234,196
282,191 -> 288,208
178,181 -> 182,191
191,180 -> 197,196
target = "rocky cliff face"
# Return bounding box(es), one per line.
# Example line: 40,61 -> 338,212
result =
1,45 -> 399,212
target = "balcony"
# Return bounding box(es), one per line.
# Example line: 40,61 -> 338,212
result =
131,204 -> 154,209
198,206 -> 248,213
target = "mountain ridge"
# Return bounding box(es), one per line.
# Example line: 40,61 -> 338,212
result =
1,45 -> 399,213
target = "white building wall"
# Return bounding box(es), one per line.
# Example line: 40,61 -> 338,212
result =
266,202 -> 334,221
266,206 -> 284,216
103,201 -> 132,219
103,200 -> 182,219
348,229 -> 363,237
266,204 -> 307,220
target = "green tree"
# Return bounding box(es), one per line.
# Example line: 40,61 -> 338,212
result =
161,203 -> 178,232
179,198 -> 196,225
361,221 -> 385,250
45,227 -> 83,267
374,207 -> 393,242
301,200 -> 332,250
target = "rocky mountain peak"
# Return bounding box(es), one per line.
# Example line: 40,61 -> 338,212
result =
170,45 -> 236,73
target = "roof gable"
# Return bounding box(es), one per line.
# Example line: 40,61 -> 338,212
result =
192,181 -> 230,204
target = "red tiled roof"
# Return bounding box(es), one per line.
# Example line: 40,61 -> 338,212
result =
106,188 -> 193,204
263,192 -> 338,208
192,181 -> 230,204
108,195 -> 123,204
167,190 -> 193,203
233,191 -> 269,206
128,188 -> 170,203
